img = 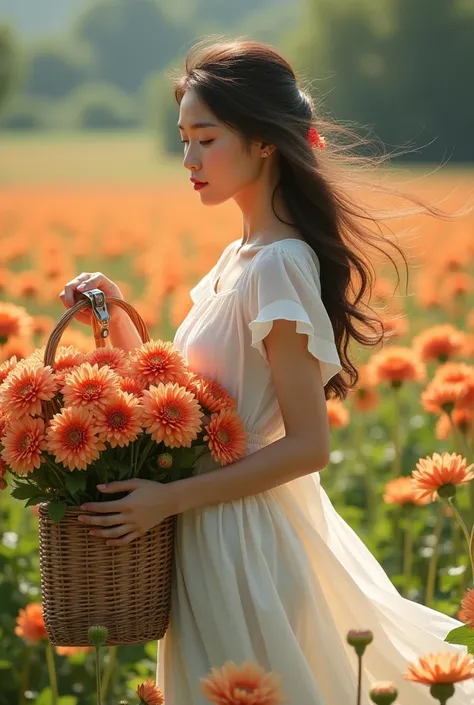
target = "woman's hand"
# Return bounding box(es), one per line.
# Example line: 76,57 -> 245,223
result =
59,271 -> 125,326
77,479 -> 178,546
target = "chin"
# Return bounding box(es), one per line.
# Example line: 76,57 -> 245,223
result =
199,190 -> 232,207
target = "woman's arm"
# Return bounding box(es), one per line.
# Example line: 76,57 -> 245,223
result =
170,318 -> 331,514
109,305 -> 143,352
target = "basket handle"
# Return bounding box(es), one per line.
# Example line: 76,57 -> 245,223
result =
42,290 -> 150,421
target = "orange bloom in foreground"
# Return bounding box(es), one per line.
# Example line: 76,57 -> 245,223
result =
383,477 -> 432,506
459,589 -> 474,629
129,340 -> 187,387
61,362 -> 120,412
119,375 -> 147,397
1,416 -> 47,475
46,406 -> 106,470
136,679 -> 164,705
412,452 -> 474,500
30,345 -> 87,386
142,382 -> 203,447
189,374 -> 236,413
421,381 -> 465,414
204,409 -> 247,465
369,346 -> 425,387
94,391 -> 143,448
0,362 -> 57,418
86,346 -> 130,377
15,603 -> 48,644
412,324 -> 465,363
326,399 -> 350,428
200,661 -> 287,705
403,652 -> 474,685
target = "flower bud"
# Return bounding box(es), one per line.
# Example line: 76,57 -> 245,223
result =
369,681 -> 398,704
87,625 -> 108,649
157,453 -> 173,469
438,483 -> 457,499
430,683 -> 455,702
346,629 -> 374,657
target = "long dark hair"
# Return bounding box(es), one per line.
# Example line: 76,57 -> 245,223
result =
172,36 -> 471,400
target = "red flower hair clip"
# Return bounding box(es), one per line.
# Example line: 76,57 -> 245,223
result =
307,126 -> 326,150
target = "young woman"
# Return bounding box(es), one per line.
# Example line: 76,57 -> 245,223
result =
60,39 -> 474,704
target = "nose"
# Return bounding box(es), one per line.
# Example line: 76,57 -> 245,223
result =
183,146 -> 200,172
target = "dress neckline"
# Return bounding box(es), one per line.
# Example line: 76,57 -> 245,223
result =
211,238 -> 314,298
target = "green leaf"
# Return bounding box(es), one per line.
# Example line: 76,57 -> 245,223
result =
25,495 -> 47,507
0,660 -> 12,669
47,502 -> 67,522
445,625 -> 474,653
116,461 -> 132,480
10,482 -> 40,500
64,471 -> 87,496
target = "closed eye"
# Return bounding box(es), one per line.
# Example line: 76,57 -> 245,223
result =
180,139 -> 214,146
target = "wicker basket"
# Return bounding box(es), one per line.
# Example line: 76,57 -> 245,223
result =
38,290 -> 176,646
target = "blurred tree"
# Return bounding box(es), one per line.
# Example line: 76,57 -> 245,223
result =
61,82 -> 139,129
142,69 -> 182,153
24,39 -> 96,99
0,96 -> 49,129
294,0 -> 474,162
0,24 -> 20,112
73,0 -> 193,93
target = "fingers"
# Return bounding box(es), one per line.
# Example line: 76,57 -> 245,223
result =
89,524 -> 135,539
78,512 -> 130,527
59,273 -> 92,308
80,499 -> 129,513
106,530 -> 139,547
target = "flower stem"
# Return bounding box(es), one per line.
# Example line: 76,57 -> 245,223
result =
403,522 -> 414,597
17,646 -> 32,705
448,497 -> 474,585
357,654 -> 362,705
100,645 -> 117,702
95,647 -> 103,705
136,438 -> 155,474
45,642 -> 58,705
391,386 -> 402,478
426,502 -> 444,607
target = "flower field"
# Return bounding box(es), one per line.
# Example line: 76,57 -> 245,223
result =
1,158 -> 474,704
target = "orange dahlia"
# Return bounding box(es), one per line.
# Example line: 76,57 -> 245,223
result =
188,374 -> 236,413
0,355 -> 18,385
434,362 -> 473,386
56,645 -> 94,656
351,365 -> 379,413
46,406 -> 106,471
142,382 -> 203,447
0,362 -> 57,418
369,346 -> 425,387
61,362 -> 120,412
412,452 -> 474,500
136,679 -> 164,705
94,391 -> 143,448
412,324 -> 465,363
326,399 -> 350,428
204,409 -> 247,465
435,408 -> 474,441
119,375 -> 147,397
86,346 -> 130,377
383,477 -> 432,506
0,302 -> 33,343
1,416 -> 47,475
0,407 -> 11,438
403,651 -> 474,685
15,602 -> 48,644
129,340 -> 187,387
200,660 -> 286,705
459,588 -> 474,629
421,381 -> 465,415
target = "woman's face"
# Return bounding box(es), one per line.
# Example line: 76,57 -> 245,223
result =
178,88 -> 265,206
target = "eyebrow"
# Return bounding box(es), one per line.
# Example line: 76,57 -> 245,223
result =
177,121 -> 218,130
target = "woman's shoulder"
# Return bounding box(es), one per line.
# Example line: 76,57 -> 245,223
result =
250,238 -> 320,277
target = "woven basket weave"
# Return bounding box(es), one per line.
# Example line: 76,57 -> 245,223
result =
38,291 -> 176,646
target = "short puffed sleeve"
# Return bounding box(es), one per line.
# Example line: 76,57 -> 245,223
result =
246,244 -> 342,387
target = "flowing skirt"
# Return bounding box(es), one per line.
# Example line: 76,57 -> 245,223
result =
157,463 -> 473,704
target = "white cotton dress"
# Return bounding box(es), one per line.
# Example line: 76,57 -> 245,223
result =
156,238 -> 474,705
